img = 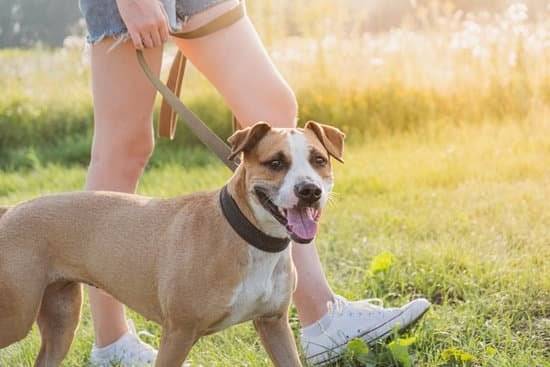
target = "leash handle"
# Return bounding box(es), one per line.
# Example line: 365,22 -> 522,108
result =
158,50 -> 186,139
137,1 -> 246,171
137,50 -> 239,171
158,1 -> 245,140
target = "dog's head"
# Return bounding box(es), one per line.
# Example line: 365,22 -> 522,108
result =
228,121 -> 345,244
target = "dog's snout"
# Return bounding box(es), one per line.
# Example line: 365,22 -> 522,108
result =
294,182 -> 322,204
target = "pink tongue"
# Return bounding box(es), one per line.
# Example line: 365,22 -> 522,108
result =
286,208 -> 318,240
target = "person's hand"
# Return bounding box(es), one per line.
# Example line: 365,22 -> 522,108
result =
116,0 -> 170,49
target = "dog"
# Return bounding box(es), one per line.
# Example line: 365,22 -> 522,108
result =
0,121 -> 344,366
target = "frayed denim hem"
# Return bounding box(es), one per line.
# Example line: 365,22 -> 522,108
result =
86,28 -> 129,46
80,0 -> 233,42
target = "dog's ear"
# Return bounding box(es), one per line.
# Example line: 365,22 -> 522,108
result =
227,121 -> 272,160
305,121 -> 345,163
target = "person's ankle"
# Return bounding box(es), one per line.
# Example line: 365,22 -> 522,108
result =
295,294 -> 335,328
94,324 -> 129,348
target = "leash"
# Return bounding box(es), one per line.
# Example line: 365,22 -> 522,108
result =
136,2 -> 292,250
136,1 -> 246,171
136,50 -> 238,170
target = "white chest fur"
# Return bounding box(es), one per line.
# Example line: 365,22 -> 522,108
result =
216,246 -> 293,330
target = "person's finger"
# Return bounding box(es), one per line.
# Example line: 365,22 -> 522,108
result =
140,31 -> 154,49
158,6 -> 171,42
159,22 -> 170,43
151,27 -> 163,48
129,30 -> 144,50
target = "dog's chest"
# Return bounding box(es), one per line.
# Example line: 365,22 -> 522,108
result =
215,247 -> 292,330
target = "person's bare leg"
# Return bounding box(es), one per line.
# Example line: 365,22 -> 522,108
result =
86,38 -> 162,347
172,0 -> 333,326
290,244 -> 334,325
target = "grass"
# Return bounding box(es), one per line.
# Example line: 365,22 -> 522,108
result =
1,119 -> 549,366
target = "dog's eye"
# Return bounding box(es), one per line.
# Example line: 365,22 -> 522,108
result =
314,156 -> 328,166
268,160 -> 285,171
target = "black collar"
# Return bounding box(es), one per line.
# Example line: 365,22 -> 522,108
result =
219,186 -> 290,253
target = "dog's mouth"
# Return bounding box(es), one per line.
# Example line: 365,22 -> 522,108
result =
254,187 -> 321,244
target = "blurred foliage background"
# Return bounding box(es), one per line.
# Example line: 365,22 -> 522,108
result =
1,0 -> 549,47
0,0 -> 548,170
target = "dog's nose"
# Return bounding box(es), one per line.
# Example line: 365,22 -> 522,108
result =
294,183 -> 322,204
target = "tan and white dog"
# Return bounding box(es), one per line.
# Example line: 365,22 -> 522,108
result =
0,121 -> 344,367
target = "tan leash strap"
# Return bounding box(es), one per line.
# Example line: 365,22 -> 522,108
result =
159,1 -> 245,140
159,50 -> 186,139
170,1 -> 245,39
137,50 -> 239,171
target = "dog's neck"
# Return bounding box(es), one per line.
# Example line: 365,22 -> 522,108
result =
226,165 -> 288,239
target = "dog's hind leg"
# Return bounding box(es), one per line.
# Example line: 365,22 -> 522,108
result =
0,298 -> 40,349
1,214 -> 52,352
0,278 -> 44,349
35,281 -> 82,367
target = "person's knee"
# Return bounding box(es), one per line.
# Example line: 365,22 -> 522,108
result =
90,128 -> 154,177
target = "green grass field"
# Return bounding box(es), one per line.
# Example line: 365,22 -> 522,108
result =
1,119 -> 549,366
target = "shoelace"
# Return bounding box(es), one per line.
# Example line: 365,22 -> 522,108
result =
128,319 -> 157,342
327,296 -> 384,316
301,296 -> 388,353
352,297 -> 384,310
306,296 -> 385,342
127,321 -> 194,367
124,320 -> 156,363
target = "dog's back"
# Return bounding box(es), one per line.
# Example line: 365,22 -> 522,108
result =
0,206 -> 9,218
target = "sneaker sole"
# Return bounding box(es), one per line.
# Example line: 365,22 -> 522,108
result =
306,300 -> 430,366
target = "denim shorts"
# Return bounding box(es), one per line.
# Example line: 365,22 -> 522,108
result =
79,0 -> 230,44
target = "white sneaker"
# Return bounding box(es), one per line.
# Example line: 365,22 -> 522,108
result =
300,296 -> 430,366
90,320 -> 158,367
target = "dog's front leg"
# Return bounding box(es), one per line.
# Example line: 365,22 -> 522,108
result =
254,312 -> 302,367
155,326 -> 197,367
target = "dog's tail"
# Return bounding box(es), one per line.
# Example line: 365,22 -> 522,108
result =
0,206 -> 9,219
